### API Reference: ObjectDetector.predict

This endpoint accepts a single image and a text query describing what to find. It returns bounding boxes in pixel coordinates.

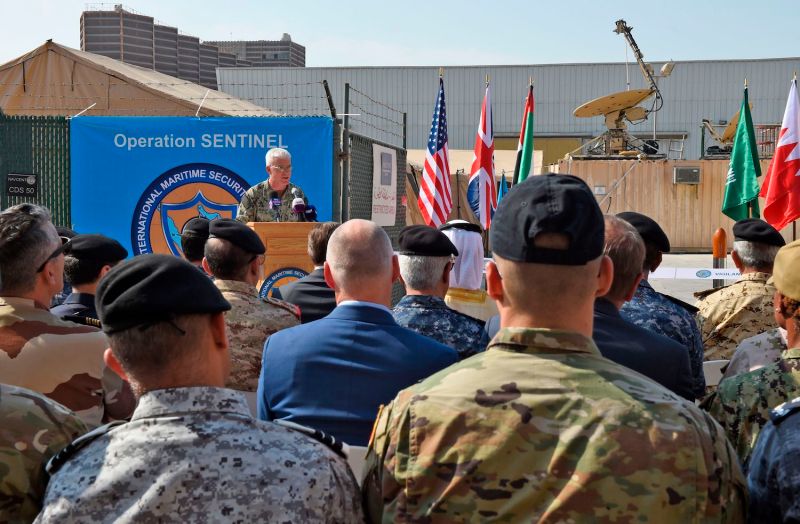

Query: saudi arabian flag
[722,86,761,220]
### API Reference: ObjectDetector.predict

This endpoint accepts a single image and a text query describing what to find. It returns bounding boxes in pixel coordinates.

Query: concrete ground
[650,254,737,305]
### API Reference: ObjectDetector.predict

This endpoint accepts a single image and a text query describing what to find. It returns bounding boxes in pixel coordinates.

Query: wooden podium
[248,222,316,297]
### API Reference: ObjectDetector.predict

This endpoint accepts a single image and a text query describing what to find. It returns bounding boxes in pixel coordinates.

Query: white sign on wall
[371,144,397,226]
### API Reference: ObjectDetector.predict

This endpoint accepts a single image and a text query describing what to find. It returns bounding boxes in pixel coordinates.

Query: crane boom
[614,19,662,114]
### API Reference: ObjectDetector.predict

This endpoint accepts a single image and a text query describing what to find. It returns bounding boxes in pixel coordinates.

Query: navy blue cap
[617,212,670,253]
[490,174,604,265]
[733,219,785,247]
[398,225,458,256]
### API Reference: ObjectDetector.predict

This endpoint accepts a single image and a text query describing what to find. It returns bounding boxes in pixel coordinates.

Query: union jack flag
[467,82,496,229]
[418,77,453,227]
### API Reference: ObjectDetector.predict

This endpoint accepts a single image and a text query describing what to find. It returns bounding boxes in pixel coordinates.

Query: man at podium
[236,148,308,223]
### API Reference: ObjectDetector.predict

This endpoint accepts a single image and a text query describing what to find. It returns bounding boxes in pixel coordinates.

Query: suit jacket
[272,269,336,324]
[593,298,695,401]
[257,302,458,445]
[50,293,98,320]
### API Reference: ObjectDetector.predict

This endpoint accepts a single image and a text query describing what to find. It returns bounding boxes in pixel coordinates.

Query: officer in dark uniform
[51,234,128,320]
[393,225,485,359]
[748,396,800,521]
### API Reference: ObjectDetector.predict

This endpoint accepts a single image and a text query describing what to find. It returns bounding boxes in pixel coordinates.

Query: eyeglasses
[269,164,292,172]
[37,236,70,273]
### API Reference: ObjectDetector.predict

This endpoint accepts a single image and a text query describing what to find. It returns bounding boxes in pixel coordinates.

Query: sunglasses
[37,236,71,273]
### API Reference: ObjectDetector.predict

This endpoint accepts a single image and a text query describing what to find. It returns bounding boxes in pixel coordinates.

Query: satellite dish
[702,103,754,146]
[573,89,654,118]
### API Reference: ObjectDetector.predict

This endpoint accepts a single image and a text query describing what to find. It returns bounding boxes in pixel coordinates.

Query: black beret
[64,234,128,263]
[490,174,604,265]
[208,219,265,254]
[56,226,77,239]
[181,217,210,238]
[398,225,458,257]
[733,218,785,247]
[96,254,230,334]
[439,220,481,234]
[616,211,670,253]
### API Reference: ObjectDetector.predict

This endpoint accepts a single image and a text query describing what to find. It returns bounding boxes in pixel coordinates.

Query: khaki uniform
[214,279,299,391]
[706,347,800,467]
[235,180,306,223]
[364,327,746,523]
[36,387,363,523]
[444,287,498,322]
[696,272,777,361]
[0,383,87,523]
[722,327,787,380]
[0,297,133,427]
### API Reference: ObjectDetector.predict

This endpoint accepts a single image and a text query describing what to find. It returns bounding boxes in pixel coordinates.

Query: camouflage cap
[773,239,800,301]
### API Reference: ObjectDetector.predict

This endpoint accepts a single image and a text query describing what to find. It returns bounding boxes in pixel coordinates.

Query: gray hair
[603,215,645,302]
[0,203,59,293]
[398,255,450,291]
[733,240,780,269]
[326,219,394,290]
[265,147,291,167]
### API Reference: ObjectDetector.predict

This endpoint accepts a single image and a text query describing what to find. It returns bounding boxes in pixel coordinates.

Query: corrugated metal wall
[218,58,800,160]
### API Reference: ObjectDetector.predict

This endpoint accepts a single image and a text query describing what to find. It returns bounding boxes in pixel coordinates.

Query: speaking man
[236,148,308,223]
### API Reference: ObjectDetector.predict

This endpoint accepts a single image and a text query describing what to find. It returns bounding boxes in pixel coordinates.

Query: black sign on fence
[6,173,38,198]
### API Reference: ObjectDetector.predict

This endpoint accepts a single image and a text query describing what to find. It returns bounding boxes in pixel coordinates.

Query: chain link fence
[0,114,71,226]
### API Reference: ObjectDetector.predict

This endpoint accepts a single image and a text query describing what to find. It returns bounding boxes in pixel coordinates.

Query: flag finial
[794,71,797,82]
[744,78,748,88]
[439,67,444,78]
[485,74,489,85]
[529,76,533,87]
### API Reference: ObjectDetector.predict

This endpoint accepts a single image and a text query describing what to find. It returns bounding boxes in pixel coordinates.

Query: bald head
[326,219,396,299]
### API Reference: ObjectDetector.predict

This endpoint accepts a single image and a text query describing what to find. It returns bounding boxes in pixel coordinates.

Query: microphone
[303,205,318,222]
[268,191,282,222]
[290,188,306,222]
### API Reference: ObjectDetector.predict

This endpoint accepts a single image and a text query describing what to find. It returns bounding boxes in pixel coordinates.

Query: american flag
[467,82,496,229]
[418,77,453,226]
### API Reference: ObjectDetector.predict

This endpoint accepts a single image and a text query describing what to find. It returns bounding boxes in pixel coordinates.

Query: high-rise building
[206,35,305,68]
[80,5,303,89]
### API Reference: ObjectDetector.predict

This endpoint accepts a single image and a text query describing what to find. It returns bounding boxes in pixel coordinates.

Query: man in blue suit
[257,219,458,446]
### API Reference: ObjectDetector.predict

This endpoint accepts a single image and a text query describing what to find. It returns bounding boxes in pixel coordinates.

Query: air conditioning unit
[673,167,700,185]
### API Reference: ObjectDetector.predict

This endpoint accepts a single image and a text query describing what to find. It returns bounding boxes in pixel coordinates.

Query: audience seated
[257,219,457,445]
[363,174,745,522]
[36,254,363,522]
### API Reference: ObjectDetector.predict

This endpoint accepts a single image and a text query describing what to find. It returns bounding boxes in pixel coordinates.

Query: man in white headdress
[439,220,498,322]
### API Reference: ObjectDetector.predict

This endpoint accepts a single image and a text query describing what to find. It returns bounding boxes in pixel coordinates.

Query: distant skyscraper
[80,6,304,90]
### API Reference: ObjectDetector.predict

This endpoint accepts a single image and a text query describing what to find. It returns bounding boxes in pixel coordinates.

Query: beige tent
[0,41,278,117]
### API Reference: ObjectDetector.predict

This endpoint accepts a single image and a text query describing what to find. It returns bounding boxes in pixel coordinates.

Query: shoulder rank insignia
[770,397,800,425]
[45,420,126,478]
[61,315,102,328]
[262,296,301,319]
[274,419,348,459]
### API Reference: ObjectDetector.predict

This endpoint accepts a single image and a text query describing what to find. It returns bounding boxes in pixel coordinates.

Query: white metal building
[218,57,800,162]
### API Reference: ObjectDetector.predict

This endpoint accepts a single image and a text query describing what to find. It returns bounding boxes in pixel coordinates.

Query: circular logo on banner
[131,163,249,256]
[259,267,308,298]
[696,269,712,279]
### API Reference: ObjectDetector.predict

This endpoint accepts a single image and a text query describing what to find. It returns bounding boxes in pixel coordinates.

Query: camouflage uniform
[0,297,133,428]
[0,383,87,523]
[747,396,800,522]
[392,295,485,359]
[236,180,307,223]
[722,327,786,380]
[214,279,300,391]
[364,327,746,523]
[621,279,706,397]
[695,272,776,361]
[36,387,364,523]
[706,347,800,467]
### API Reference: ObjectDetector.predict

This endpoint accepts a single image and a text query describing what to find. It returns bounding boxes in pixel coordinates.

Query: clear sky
[2,0,798,67]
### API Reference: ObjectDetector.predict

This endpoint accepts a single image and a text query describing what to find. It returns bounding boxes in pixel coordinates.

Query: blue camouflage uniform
[393,295,485,359]
[747,396,800,522]
[620,279,706,397]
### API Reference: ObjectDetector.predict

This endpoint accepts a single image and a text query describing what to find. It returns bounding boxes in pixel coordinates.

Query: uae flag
[513,84,535,184]
[760,78,800,230]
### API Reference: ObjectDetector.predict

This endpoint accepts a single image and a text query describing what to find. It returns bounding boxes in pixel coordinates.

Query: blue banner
[70,116,333,256]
